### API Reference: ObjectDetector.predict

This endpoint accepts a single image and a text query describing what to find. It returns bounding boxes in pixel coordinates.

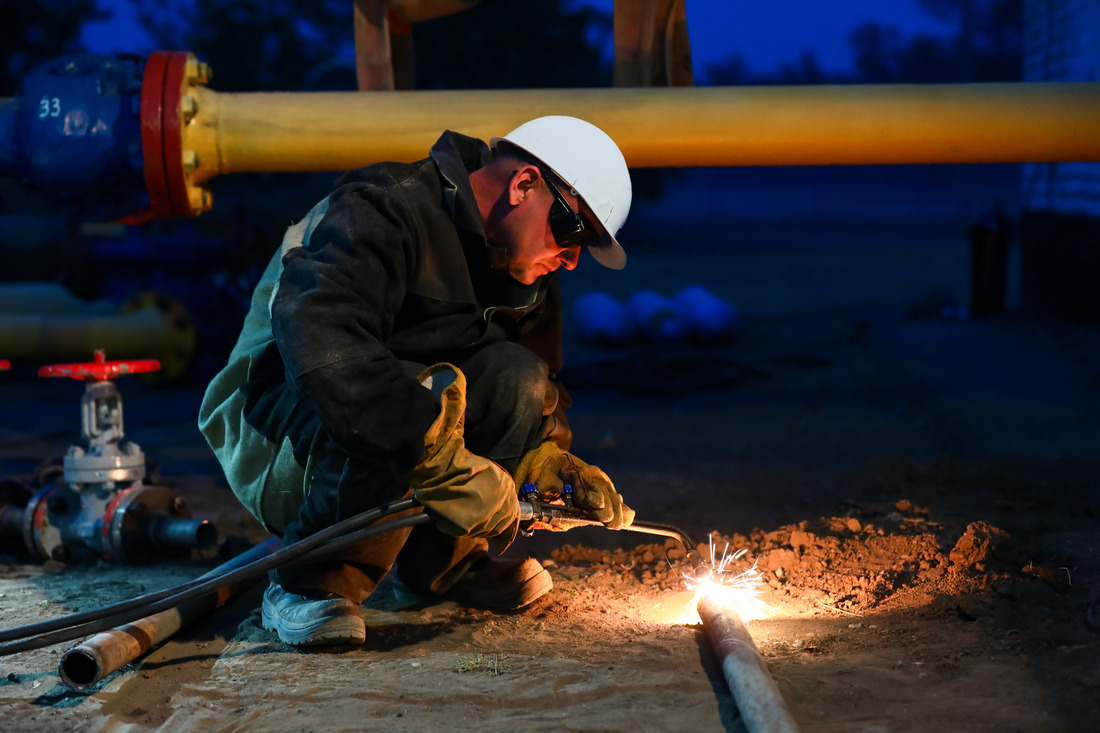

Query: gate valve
[37,350,159,485]
[8,349,217,564]
[37,350,160,382]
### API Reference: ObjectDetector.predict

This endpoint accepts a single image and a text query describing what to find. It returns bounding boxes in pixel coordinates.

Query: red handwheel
[38,350,160,382]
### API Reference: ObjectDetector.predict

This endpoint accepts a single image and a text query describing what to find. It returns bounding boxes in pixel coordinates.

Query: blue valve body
[4,54,147,219]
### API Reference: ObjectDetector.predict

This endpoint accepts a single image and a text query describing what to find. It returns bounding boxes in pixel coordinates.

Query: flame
[637,538,771,625]
[677,540,770,624]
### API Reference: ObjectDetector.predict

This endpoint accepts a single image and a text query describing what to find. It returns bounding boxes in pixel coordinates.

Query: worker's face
[490,166,591,286]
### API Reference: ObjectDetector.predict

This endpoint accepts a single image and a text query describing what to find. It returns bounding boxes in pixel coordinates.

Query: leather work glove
[515,442,635,530]
[407,364,520,552]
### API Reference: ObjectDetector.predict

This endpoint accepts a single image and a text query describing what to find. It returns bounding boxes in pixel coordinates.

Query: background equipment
[0,350,217,564]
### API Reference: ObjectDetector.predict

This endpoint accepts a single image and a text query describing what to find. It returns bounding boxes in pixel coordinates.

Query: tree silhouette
[135,0,611,92]
[136,0,350,91]
[851,0,1021,83]
[412,0,611,89]
[0,0,106,95]
[705,0,1021,86]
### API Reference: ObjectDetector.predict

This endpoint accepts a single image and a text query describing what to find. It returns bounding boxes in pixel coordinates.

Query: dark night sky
[576,0,955,79]
[82,0,957,83]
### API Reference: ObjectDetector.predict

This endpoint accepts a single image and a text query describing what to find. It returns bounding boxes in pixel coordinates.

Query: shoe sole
[510,567,554,609]
[261,607,366,647]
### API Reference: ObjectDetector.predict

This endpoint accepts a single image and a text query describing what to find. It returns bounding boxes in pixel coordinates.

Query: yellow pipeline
[183,83,1100,185]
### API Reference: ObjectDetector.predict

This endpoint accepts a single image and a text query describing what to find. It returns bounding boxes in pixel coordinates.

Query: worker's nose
[560,246,580,270]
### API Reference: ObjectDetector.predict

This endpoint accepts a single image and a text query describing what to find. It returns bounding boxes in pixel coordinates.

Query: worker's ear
[508,164,542,206]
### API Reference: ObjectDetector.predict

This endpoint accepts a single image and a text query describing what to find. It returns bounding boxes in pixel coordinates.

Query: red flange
[162,51,193,217]
[38,350,160,382]
[24,484,63,561]
[140,51,197,218]
[140,51,173,217]
[100,484,142,563]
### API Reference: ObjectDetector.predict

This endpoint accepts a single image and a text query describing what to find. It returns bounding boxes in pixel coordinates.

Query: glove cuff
[418,363,467,463]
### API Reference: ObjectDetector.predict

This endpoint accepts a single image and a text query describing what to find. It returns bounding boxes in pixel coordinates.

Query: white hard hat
[491,115,631,270]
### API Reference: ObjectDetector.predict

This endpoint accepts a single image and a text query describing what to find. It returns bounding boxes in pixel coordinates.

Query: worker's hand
[408,364,519,552]
[515,443,635,530]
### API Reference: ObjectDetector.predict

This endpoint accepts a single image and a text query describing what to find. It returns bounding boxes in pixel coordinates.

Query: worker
[198,115,636,647]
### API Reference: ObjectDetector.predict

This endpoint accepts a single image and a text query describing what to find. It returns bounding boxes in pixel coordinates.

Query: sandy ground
[0,236,1098,732]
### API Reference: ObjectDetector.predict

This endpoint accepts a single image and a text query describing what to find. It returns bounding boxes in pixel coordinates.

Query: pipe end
[58,647,102,691]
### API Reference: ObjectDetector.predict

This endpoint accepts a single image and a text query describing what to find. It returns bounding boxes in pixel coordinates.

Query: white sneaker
[261,582,365,646]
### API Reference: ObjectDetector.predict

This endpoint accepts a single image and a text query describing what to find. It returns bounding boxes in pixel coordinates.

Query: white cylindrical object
[698,594,800,733]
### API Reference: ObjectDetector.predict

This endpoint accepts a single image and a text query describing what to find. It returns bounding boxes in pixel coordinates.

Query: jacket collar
[429,131,490,237]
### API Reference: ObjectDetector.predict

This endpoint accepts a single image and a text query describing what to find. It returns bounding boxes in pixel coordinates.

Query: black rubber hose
[0,498,426,654]
[0,511,430,655]
[0,496,418,644]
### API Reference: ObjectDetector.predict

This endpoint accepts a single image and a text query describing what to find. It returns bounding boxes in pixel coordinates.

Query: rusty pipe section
[59,537,280,691]
[182,82,1100,185]
[698,595,800,732]
[698,594,800,733]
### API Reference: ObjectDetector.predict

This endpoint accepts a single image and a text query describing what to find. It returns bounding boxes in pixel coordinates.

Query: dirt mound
[549,498,1072,623]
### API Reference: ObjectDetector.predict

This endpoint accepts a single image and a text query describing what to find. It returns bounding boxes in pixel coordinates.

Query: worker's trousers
[272,341,553,603]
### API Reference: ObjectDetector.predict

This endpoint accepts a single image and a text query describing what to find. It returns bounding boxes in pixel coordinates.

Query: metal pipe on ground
[148,515,220,552]
[698,594,800,733]
[58,537,280,691]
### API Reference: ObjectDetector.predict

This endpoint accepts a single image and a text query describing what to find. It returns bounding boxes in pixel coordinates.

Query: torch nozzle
[687,550,710,580]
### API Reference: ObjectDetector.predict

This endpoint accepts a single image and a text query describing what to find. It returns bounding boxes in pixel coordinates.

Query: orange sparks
[684,540,770,623]
[641,538,770,626]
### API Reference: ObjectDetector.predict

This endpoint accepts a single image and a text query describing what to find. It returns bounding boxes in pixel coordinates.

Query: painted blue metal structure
[0,55,146,220]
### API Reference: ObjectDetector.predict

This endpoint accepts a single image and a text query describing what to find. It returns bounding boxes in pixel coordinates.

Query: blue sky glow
[82,0,956,83]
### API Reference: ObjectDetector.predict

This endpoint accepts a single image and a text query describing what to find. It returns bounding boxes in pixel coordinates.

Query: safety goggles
[542,173,598,248]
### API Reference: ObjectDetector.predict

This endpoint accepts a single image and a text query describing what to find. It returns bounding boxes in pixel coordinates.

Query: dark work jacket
[198,131,569,531]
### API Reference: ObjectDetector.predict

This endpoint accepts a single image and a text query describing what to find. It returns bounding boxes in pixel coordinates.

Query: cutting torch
[518,486,709,578]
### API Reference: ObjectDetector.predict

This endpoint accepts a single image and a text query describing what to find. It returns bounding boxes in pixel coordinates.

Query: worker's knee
[461,341,549,411]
